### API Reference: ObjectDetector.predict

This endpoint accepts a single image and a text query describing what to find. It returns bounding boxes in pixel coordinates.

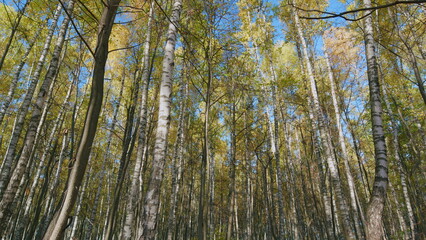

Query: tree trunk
[226,101,237,240]
[292,4,355,239]
[88,74,125,240]
[198,53,212,240]
[243,99,253,240]
[0,0,31,71]
[42,1,121,238]
[167,77,187,240]
[139,0,182,238]
[0,1,73,233]
[69,164,92,240]
[270,67,287,240]
[0,22,43,126]
[0,2,62,198]
[122,3,155,238]
[325,52,365,238]
[104,83,138,240]
[16,69,74,239]
[381,85,416,239]
[362,1,389,240]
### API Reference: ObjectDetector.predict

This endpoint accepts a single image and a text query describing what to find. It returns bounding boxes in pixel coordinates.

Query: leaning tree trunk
[69,164,92,240]
[226,101,237,240]
[87,74,125,240]
[0,3,62,198]
[139,0,182,239]
[0,22,44,126]
[270,63,287,240]
[381,85,416,239]
[167,78,187,240]
[104,84,138,240]
[0,1,73,234]
[122,2,155,239]
[362,1,389,240]
[292,4,355,239]
[0,0,31,71]
[325,52,365,238]
[42,1,121,239]
[16,69,74,240]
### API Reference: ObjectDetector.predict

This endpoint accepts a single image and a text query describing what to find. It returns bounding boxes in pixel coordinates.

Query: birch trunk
[43,1,121,239]
[198,56,211,240]
[381,85,416,239]
[362,1,389,239]
[139,0,182,238]
[325,52,365,238]
[38,127,70,238]
[0,23,43,126]
[292,4,355,239]
[167,78,187,240]
[0,1,73,233]
[104,90,138,240]
[226,102,237,240]
[298,48,335,239]
[0,3,62,198]
[16,70,74,239]
[87,75,125,240]
[271,70,287,240]
[243,101,253,240]
[122,3,155,238]
[0,0,31,71]
[69,164,92,240]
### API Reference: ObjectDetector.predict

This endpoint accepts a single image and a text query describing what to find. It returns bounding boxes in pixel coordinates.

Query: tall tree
[362,1,389,239]
[139,0,182,238]
[43,1,122,238]
[0,1,74,233]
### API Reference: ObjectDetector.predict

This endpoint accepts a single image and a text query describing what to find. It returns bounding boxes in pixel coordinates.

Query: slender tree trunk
[0,3,62,198]
[271,76,286,240]
[16,69,74,239]
[167,78,187,240]
[37,127,70,238]
[0,0,31,71]
[362,1,389,240]
[226,102,237,240]
[69,164,92,240]
[122,3,155,238]
[198,54,212,240]
[43,1,121,238]
[407,48,426,105]
[139,0,182,238]
[87,74,125,240]
[293,4,355,238]
[0,22,44,126]
[299,49,336,239]
[381,85,416,239]
[243,100,253,240]
[325,52,365,238]
[104,84,138,240]
[0,1,73,233]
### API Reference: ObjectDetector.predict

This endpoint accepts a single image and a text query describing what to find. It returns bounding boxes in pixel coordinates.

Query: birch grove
[0,0,425,239]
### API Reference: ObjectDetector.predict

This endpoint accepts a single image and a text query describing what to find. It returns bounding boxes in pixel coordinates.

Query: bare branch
[291,0,426,21]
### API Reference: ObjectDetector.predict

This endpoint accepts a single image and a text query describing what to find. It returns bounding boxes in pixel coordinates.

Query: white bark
[0,1,73,233]
[293,4,355,239]
[0,3,62,198]
[0,23,43,126]
[122,3,155,239]
[325,52,364,237]
[363,1,389,239]
[167,79,187,240]
[139,0,182,239]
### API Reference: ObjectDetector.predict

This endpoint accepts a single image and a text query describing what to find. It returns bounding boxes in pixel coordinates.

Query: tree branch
[292,0,426,21]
